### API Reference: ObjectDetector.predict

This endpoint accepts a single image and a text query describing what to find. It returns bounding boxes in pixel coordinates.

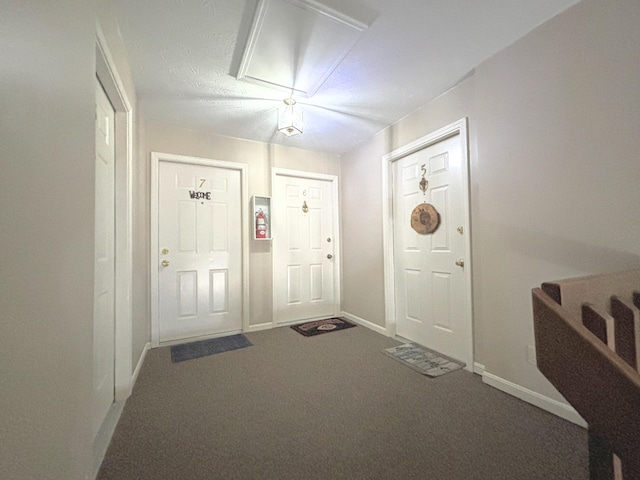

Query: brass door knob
[455,258,464,268]
[161,260,170,267]
[327,254,333,260]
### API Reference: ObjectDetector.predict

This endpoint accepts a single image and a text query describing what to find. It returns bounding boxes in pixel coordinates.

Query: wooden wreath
[410,203,440,234]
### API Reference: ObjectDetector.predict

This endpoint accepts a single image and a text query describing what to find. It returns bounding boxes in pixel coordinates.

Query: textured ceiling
[111,0,580,155]
[237,0,370,97]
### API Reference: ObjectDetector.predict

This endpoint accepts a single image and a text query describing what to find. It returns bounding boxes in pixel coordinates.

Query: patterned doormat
[291,317,357,337]
[170,334,252,363]
[383,343,465,377]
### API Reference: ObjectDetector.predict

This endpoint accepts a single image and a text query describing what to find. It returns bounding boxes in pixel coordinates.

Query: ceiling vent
[237,0,369,97]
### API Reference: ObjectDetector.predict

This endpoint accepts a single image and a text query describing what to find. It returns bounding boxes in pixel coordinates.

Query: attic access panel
[237,0,368,97]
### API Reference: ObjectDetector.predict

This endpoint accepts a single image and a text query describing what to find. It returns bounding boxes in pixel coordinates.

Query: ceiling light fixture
[278,98,302,136]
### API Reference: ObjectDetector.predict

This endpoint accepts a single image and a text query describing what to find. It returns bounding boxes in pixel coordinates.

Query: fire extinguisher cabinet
[251,195,271,240]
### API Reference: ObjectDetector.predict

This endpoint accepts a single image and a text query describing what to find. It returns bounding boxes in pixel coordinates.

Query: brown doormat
[291,317,357,337]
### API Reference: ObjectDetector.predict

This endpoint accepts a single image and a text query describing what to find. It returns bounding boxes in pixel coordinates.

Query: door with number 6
[272,170,340,325]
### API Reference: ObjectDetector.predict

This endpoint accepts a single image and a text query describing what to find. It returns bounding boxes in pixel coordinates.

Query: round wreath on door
[410,164,440,234]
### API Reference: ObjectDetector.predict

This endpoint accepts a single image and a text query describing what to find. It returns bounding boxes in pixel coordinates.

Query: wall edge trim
[340,311,388,336]
[482,370,587,427]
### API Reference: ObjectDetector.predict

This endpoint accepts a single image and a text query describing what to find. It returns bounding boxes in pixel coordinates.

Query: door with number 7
[157,160,242,343]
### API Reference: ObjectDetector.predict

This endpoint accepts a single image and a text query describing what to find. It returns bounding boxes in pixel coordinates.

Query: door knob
[455,258,464,268]
[327,254,333,260]
[161,260,170,267]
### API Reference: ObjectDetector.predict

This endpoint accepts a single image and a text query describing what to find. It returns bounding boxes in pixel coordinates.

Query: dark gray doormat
[171,334,252,363]
[291,317,356,337]
[383,343,465,377]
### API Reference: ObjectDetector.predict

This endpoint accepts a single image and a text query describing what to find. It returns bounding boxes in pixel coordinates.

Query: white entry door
[273,171,337,324]
[392,132,470,364]
[157,160,242,343]
[93,80,115,436]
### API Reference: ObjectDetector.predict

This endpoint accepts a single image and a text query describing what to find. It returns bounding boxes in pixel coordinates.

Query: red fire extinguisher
[256,209,267,238]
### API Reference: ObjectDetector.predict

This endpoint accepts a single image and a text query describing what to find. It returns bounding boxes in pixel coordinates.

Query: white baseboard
[340,311,388,336]
[245,314,388,335]
[131,342,151,388]
[337,316,582,428]
[91,400,125,479]
[92,341,150,478]
[482,370,587,428]
[246,322,275,332]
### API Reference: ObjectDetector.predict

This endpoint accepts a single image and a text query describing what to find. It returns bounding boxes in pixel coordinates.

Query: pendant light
[277,98,303,136]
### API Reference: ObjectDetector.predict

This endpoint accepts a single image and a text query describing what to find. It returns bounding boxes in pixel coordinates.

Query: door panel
[177,271,197,317]
[273,174,335,324]
[158,161,241,343]
[93,80,115,437]
[430,186,450,250]
[393,134,468,362]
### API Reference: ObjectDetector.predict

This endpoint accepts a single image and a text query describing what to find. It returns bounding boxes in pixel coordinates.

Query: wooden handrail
[532,275,640,479]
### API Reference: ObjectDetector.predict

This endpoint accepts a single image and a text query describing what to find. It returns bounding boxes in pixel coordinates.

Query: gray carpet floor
[98,325,588,479]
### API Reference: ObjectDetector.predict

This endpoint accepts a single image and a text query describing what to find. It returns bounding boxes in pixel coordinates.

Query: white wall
[340,133,388,326]
[0,2,98,478]
[3,0,639,476]
[0,2,145,477]
[473,0,640,401]
[341,0,640,410]
[144,121,341,328]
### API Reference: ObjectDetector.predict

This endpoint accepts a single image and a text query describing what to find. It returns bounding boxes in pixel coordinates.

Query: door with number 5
[385,119,473,370]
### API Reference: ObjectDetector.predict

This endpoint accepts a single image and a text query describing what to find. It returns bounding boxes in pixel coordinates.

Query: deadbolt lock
[162,248,170,255]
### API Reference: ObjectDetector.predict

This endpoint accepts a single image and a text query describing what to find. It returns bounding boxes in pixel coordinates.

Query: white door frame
[96,26,133,401]
[150,152,250,347]
[271,168,341,327]
[381,118,473,368]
